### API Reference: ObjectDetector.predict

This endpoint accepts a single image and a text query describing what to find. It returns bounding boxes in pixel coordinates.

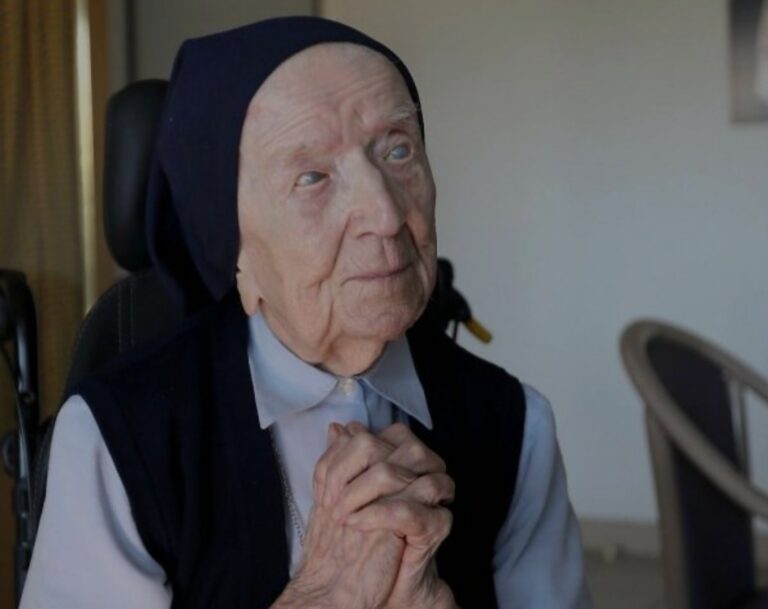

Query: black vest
[75,293,526,608]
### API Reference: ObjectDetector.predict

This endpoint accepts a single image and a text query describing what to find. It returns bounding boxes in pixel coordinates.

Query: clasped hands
[274,421,458,609]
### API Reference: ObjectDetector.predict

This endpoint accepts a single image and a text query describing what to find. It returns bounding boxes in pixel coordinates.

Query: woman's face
[236,43,436,368]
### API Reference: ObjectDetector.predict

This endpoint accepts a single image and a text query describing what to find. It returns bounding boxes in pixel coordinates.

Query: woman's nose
[348,155,406,238]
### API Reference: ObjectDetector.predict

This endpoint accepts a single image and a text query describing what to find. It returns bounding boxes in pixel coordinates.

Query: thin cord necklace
[269,429,306,547]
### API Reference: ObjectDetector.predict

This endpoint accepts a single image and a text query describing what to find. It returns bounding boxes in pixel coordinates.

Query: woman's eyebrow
[274,143,313,166]
[266,102,421,167]
[270,136,335,168]
[379,102,420,129]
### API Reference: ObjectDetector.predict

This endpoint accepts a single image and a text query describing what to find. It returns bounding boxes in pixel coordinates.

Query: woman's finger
[333,461,418,521]
[321,428,396,507]
[345,499,453,549]
[313,423,352,501]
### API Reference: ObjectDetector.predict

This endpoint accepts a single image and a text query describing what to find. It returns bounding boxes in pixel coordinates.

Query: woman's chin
[344,299,426,342]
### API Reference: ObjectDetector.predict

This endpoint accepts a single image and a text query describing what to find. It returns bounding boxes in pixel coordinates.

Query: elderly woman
[21,17,591,609]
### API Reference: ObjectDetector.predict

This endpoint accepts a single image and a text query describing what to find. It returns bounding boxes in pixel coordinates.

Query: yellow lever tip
[464,318,492,343]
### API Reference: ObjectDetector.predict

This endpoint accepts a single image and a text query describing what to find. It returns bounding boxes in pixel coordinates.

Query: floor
[584,551,664,609]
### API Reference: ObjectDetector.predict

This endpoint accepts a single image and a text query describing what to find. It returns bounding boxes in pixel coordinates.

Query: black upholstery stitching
[63,271,155,392]
[64,282,123,392]
[130,278,136,347]
[118,283,124,353]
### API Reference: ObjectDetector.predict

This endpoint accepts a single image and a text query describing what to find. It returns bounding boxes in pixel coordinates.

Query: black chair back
[30,79,184,539]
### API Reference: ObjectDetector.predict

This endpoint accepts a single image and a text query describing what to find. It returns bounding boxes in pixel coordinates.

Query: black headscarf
[145,16,424,311]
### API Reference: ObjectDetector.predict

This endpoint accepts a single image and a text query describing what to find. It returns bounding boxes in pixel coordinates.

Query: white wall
[118,0,315,81]
[322,0,768,523]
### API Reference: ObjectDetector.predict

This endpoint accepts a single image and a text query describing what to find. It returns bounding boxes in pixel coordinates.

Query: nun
[21,17,592,609]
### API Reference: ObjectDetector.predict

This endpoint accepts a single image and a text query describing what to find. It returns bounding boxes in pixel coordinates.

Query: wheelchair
[1,79,490,607]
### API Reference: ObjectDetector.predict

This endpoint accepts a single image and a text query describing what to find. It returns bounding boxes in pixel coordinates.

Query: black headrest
[104,80,168,271]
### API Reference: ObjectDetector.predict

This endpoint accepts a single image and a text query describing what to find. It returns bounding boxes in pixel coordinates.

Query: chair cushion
[31,271,184,539]
[737,588,768,609]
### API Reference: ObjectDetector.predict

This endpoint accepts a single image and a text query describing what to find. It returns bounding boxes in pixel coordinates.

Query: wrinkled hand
[274,424,404,609]
[318,422,458,609]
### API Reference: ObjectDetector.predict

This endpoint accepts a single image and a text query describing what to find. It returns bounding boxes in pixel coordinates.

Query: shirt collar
[247,312,432,430]
[361,335,432,429]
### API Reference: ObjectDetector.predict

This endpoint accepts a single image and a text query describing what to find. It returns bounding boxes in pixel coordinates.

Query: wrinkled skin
[236,42,437,377]
[235,43,456,609]
[273,422,456,609]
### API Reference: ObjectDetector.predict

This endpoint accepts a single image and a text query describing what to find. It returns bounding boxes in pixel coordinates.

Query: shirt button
[339,378,356,395]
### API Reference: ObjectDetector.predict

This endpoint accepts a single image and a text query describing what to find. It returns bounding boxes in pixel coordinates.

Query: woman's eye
[295,171,328,188]
[385,143,412,162]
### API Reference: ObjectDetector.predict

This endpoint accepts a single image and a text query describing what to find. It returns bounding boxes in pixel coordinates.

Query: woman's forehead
[241,43,415,151]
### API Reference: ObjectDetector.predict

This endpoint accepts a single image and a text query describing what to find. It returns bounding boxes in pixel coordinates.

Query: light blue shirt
[21,313,592,608]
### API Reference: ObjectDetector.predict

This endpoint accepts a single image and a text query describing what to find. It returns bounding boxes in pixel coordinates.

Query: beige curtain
[1,1,83,416]
[0,2,89,603]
